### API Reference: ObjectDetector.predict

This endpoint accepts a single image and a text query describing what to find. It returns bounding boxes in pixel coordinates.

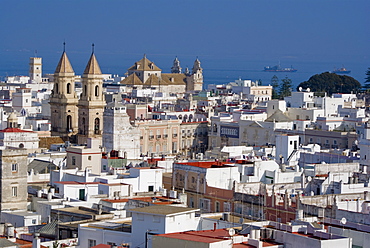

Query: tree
[364,67,370,90]
[279,76,292,99]
[297,72,361,95]
[270,75,279,99]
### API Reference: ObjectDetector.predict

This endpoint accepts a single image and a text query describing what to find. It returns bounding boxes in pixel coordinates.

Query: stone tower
[29,57,42,84]
[0,148,28,211]
[186,58,203,92]
[171,57,182,74]
[49,50,79,141]
[77,49,105,145]
[103,99,140,159]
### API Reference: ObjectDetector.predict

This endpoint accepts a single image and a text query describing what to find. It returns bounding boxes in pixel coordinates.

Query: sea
[0,53,368,91]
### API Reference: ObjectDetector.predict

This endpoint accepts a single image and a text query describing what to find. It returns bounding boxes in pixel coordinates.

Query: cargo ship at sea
[331,66,351,74]
[263,64,297,72]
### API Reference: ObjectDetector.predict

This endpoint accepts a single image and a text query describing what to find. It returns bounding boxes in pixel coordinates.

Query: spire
[171,56,182,74]
[83,47,102,75]
[192,57,202,73]
[55,51,74,74]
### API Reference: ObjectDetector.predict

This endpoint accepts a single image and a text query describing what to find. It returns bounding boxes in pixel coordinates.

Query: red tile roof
[176,161,230,168]
[0,128,34,133]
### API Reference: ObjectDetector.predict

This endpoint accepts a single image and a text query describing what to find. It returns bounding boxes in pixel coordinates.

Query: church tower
[77,47,105,144]
[49,46,79,140]
[186,58,203,92]
[29,57,42,83]
[171,57,182,73]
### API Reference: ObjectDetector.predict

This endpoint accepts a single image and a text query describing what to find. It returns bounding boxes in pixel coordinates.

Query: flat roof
[2,211,40,217]
[129,205,198,216]
[157,229,231,243]
[54,181,99,185]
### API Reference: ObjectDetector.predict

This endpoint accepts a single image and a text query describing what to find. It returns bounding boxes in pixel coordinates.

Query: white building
[66,138,102,175]
[130,205,200,248]
[102,101,140,160]
[359,121,370,173]
[0,112,39,150]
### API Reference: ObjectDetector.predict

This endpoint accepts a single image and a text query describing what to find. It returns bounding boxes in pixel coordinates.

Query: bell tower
[186,58,203,92]
[49,43,79,140]
[29,57,42,83]
[171,56,182,74]
[77,45,105,144]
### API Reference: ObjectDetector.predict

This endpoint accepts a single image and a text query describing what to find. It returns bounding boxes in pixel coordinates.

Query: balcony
[156,135,161,139]
[163,134,168,139]
[173,134,178,138]
[149,135,154,140]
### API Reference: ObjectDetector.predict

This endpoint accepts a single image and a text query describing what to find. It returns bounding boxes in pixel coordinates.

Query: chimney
[364,191,369,201]
[98,204,102,215]
[32,233,40,248]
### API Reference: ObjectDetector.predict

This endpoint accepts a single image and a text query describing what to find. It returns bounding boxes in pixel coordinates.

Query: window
[67,115,72,132]
[72,156,76,165]
[95,85,99,97]
[12,187,17,197]
[137,214,144,221]
[67,83,71,94]
[215,201,220,212]
[12,163,17,172]
[153,216,160,223]
[148,185,154,192]
[94,118,100,134]
[224,202,231,212]
[88,239,96,248]
[88,156,92,160]
[32,219,36,224]
[199,198,210,212]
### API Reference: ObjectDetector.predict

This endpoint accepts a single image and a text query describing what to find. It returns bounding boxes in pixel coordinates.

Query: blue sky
[1,0,369,79]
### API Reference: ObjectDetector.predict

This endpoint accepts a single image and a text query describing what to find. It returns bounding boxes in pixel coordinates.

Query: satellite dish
[307,176,312,182]
[299,87,303,92]
[340,217,347,225]
[307,88,310,92]
[228,228,236,236]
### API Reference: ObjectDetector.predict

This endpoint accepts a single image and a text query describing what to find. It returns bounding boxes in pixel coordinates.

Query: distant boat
[263,64,297,72]
[331,66,351,74]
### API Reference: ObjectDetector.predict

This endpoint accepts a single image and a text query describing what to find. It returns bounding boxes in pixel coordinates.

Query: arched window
[82,117,86,134]
[55,83,59,93]
[84,85,87,96]
[94,118,100,134]
[67,83,71,94]
[67,115,72,132]
[95,85,99,97]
